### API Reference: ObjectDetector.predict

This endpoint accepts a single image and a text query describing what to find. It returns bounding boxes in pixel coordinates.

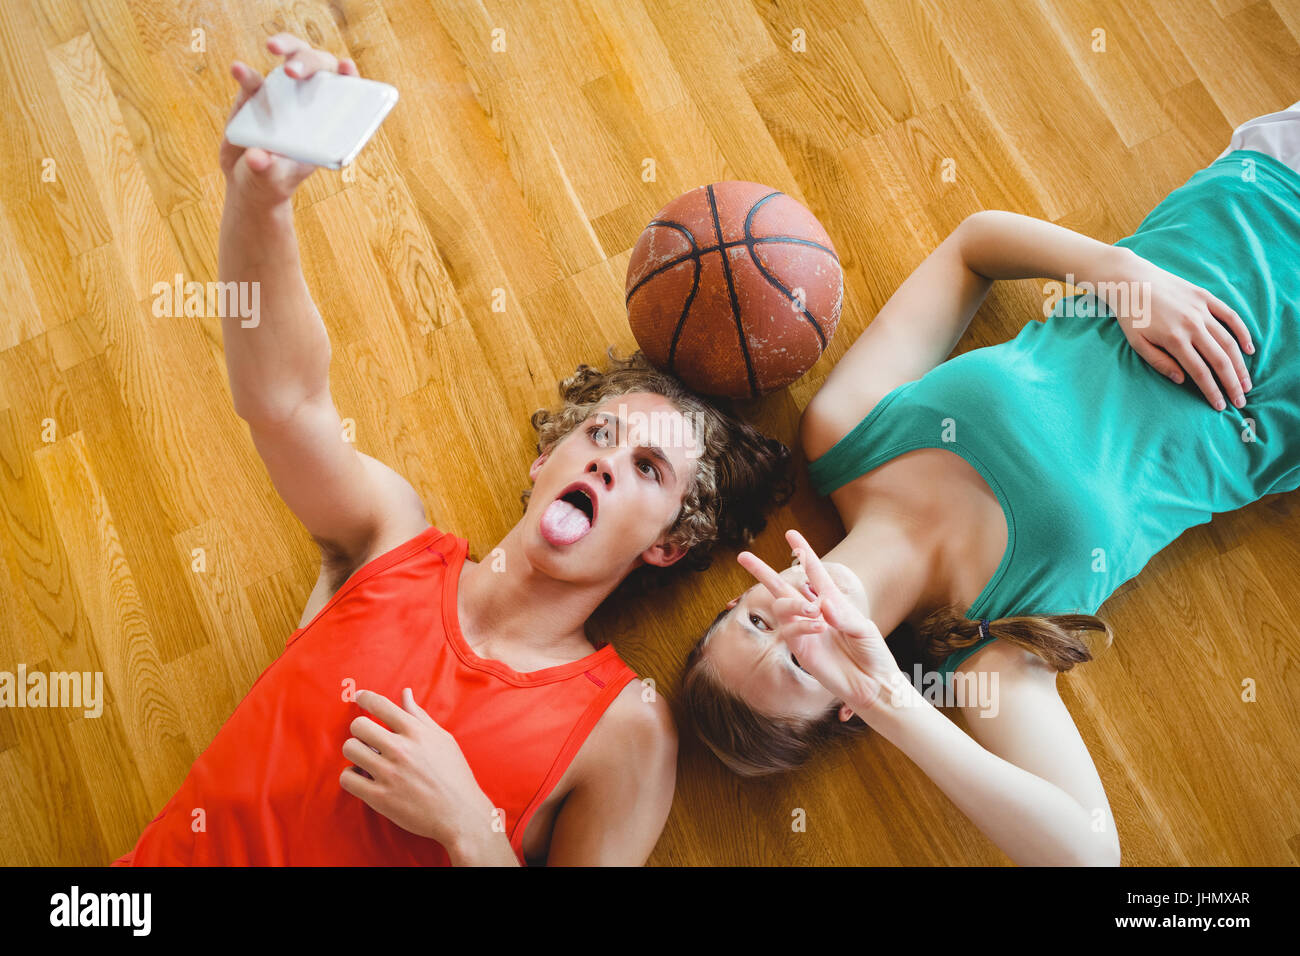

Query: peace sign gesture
[738,530,904,716]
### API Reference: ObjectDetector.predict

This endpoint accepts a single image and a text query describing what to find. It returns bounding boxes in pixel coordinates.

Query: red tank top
[111,526,638,865]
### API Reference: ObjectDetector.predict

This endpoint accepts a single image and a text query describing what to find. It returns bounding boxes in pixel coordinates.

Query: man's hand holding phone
[220,33,360,207]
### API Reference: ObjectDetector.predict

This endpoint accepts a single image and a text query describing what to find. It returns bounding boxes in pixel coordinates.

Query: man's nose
[587,456,614,489]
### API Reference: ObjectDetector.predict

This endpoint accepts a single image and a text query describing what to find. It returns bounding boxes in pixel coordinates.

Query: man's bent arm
[543,685,678,865]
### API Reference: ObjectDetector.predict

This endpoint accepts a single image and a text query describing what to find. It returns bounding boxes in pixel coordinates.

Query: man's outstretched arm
[219,34,426,568]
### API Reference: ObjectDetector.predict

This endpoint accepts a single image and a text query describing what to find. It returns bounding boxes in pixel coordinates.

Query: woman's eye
[749,613,769,631]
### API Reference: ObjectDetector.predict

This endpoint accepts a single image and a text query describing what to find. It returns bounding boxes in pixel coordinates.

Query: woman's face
[702,559,867,721]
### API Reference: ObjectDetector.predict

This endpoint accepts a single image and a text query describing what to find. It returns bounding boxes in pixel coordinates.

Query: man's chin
[530,533,648,595]
[524,523,599,573]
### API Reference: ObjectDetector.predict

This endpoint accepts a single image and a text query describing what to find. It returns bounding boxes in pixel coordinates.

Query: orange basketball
[625,181,843,399]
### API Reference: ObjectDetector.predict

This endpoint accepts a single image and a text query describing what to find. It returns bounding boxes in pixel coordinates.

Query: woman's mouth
[540,484,597,546]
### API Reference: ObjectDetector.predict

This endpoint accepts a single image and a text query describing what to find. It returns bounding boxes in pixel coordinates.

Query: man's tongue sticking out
[540,496,593,546]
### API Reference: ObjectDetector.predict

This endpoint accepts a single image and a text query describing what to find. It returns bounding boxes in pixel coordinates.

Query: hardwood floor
[1,0,1297,865]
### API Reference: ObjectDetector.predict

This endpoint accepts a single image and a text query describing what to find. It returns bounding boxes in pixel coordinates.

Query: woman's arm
[773,531,1118,866]
[804,210,1108,461]
[959,211,1252,410]
[803,210,1253,461]
[802,218,991,460]
[862,643,1121,866]
[955,209,1131,285]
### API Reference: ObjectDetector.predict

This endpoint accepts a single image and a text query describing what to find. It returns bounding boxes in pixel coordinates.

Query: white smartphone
[224,64,398,169]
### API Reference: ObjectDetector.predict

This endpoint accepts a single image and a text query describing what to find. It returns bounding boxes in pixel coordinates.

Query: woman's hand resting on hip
[1107,249,1255,411]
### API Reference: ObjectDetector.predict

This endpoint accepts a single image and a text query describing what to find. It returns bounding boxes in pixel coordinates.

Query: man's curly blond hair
[522,347,794,601]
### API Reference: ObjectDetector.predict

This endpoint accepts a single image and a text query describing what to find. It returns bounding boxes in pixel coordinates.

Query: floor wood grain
[1,0,1297,865]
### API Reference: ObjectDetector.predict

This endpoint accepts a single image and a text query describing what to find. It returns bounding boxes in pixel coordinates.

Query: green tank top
[806,150,1300,679]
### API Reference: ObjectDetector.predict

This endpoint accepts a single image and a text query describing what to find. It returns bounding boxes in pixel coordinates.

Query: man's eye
[639,460,660,481]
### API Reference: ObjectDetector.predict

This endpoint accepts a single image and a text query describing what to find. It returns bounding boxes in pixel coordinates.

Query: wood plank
[1,0,1296,866]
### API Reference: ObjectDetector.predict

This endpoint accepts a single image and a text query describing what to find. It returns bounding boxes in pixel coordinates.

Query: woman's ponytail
[916,605,1113,672]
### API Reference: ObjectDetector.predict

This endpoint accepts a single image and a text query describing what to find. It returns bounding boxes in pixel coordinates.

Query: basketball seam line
[624,234,840,306]
[744,192,827,350]
[655,221,703,373]
[706,183,760,399]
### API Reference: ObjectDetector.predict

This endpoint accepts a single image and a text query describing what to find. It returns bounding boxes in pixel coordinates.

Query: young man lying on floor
[112,33,793,866]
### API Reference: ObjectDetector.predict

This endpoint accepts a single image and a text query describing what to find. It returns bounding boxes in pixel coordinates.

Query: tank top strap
[808,380,984,498]
[507,653,639,857]
[581,648,640,692]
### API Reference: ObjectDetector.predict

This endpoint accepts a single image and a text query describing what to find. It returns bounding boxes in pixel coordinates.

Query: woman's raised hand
[738,530,906,715]
[220,33,361,206]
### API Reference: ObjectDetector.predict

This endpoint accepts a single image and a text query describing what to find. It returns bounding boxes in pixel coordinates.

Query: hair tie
[978,618,991,641]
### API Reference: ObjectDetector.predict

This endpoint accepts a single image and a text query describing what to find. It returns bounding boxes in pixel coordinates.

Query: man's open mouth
[539,482,598,546]
[561,486,596,522]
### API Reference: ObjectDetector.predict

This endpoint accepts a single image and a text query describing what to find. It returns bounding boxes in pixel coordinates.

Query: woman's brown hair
[523,346,796,602]
[680,602,1113,777]
[917,605,1112,673]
